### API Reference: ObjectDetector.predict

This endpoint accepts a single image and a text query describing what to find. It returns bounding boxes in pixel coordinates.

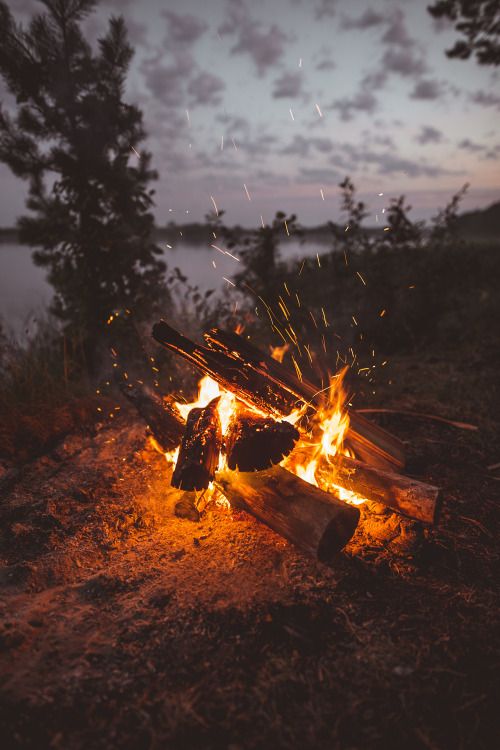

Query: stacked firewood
[121,322,442,562]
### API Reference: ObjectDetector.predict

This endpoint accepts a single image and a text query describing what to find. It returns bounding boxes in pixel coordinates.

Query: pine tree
[0,0,168,366]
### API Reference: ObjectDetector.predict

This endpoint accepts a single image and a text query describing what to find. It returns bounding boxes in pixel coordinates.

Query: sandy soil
[0,402,498,750]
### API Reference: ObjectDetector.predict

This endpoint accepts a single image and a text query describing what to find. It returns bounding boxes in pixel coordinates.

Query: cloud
[340,9,385,30]
[410,79,443,100]
[272,72,303,99]
[381,48,427,78]
[381,8,413,47]
[327,143,463,178]
[218,6,290,75]
[187,73,225,106]
[280,135,334,157]
[315,58,336,71]
[470,90,500,109]
[457,138,486,153]
[415,126,444,145]
[314,0,339,20]
[139,50,196,105]
[484,145,500,160]
[297,167,341,185]
[161,10,208,45]
[331,91,378,121]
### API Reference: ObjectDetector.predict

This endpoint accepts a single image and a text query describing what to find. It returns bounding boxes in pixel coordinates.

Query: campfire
[121,321,441,562]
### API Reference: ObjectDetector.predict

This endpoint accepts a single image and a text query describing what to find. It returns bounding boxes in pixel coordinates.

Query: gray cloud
[161,10,208,45]
[415,126,444,145]
[381,8,413,47]
[327,143,463,179]
[272,71,303,99]
[331,91,378,121]
[140,50,196,105]
[280,135,334,157]
[315,58,336,71]
[296,167,341,185]
[410,79,443,100]
[314,0,339,20]
[381,48,427,78]
[187,73,225,106]
[484,145,500,160]
[218,6,290,75]
[470,90,500,109]
[340,9,385,31]
[458,138,486,153]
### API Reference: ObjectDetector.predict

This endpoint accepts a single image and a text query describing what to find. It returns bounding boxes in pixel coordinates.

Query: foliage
[0,0,169,370]
[0,315,100,461]
[329,176,371,254]
[428,0,500,65]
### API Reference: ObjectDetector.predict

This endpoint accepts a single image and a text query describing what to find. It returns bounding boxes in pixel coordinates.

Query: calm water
[0,238,325,335]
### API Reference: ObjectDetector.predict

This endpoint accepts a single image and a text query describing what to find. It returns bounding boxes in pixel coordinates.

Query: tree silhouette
[0,0,168,367]
[428,0,500,65]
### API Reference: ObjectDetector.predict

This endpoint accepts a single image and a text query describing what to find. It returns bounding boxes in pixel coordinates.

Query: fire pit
[121,321,441,562]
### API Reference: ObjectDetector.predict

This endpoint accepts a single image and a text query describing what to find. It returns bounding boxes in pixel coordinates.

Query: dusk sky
[0,0,499,228]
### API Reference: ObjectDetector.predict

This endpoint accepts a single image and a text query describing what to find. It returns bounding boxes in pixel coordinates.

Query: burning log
[214,465,360,561]
[119,382,184,452]
[204,328,406,472]
[225,411,300,472]
[287,442,441,524]
[171,397,222,491]
[152,321,405,472]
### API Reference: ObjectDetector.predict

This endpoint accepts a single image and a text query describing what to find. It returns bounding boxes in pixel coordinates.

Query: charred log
[171,397,222,491]
[119,382,184,452]
[214,465,360,561]
[225,411,300,472]
[204,328,406,472]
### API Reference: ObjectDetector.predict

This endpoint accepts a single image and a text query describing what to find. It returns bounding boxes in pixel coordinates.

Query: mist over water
[1,237,326,336]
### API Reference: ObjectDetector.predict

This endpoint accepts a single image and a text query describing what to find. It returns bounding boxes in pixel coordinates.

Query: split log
[287,442,441,524]
[225,411,300,471]
[316,454,441,524]
[214,465,360,561]
[119,382,184,452]
[151,321,405,472]
[204,328,406,471]
[171,397,222,491]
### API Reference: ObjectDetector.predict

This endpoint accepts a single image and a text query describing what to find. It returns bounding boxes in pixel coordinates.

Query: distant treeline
[2,201,499,245]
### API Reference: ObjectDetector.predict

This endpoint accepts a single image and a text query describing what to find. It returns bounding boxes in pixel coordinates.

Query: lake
[0,237,329,336]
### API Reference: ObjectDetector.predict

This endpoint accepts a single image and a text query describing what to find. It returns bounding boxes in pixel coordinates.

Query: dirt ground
[0,375,499,749]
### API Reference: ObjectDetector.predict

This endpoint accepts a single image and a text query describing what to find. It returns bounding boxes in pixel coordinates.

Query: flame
[160,367,367,508]
[270,343,290,363]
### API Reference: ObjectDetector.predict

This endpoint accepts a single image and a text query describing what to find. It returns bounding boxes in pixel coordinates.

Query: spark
[344,250,348,266]
[284,282,290,296]
[299,58,302,67]
[317,253,321,267]
[243,184,251,201]
[260,215,265,228]
[212,244,224,254]
[382,208,385,214]
[320,188,324,201]
[316,104,323,117]
[304,344,313,366]
[299,259,306,275]
[232,137,237,150]
[210,196,219,216]
[295,293,301,308]
[357,272,366,285]
[166,244,172,249]
[321,307,329,327]
[321,335,327,354]
[131,146,140,158]
[380,309,386,316]
[278,301,289,320]
[375,215,379,222]
[291,356,303,381]
[345,226,349,232]
[212,261,216,268]
[309,311,318,328]
[223,277,235,286]
[384,227,389,231]
[352,316,357,325]
[379,193,384,196]
[186,109,190,127]
[409,285,414,289]
[289,108,295,121]
[284,219,289,236]
[221,136,224,151]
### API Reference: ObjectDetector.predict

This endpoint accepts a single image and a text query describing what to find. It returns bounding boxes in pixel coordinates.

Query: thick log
[119,382,184,452]
[205,328,406,471]
[171,397,222,491]
[214,465,360,561]
[287,443,441,524]
[225,411,300,471]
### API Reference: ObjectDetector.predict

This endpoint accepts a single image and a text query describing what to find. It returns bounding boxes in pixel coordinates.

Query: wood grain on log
[214,465,360,561]
[225,411,300,471]
[171,397,222,491]
[119,382,184,452]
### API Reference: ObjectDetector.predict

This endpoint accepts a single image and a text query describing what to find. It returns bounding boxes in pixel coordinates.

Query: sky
[0,0,499,229]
